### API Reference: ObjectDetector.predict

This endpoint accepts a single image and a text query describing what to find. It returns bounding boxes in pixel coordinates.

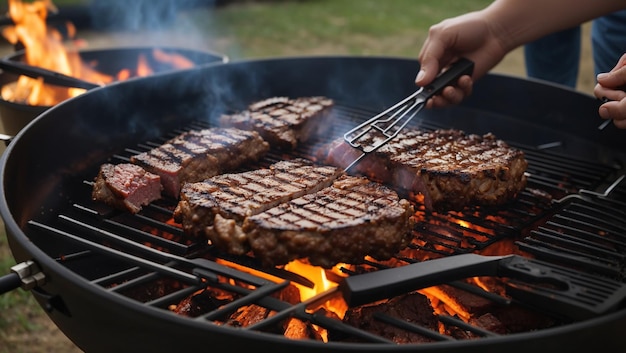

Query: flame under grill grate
[26,103,626,344]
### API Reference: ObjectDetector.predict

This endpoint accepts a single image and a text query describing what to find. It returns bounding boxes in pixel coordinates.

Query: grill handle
[0,272,20,294]
[0,261,46,294]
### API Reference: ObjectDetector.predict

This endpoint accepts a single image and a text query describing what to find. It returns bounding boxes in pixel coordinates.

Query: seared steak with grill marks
[244,175,413,268]
[321,128,527,211]
[173,158,413,268]
[173,159,344,255]
[130,127,269,198]
[92,163,162,213]
[219,96,334,149]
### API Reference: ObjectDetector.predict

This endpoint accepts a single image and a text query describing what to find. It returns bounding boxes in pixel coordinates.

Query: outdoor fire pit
[0,46,227,136]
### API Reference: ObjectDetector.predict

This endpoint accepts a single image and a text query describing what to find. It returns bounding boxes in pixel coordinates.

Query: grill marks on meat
[323,128,528,211]
[173,159,344,255]
[220,96,334,149]
[91,163,162,214]
[130,128,269,198]
[173,158,413,268]
[244,175,414,268]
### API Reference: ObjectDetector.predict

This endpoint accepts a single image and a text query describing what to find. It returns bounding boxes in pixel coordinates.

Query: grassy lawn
[192,0,493,59]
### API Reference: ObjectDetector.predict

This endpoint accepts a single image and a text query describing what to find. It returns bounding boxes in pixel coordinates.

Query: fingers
[596,54,626,89]
[424,74,473,109]
[599,98,626,129]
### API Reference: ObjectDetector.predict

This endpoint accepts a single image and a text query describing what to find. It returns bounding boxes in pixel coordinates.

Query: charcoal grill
[1,56,626,353]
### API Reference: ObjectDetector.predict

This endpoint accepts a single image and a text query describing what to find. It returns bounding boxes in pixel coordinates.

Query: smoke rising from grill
[88,0,217,32]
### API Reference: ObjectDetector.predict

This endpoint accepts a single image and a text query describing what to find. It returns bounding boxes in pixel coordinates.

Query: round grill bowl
[1,56,625,353]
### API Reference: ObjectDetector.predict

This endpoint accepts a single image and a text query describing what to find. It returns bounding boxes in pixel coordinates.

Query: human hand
[415,11,509,108]
[595,53,626,129]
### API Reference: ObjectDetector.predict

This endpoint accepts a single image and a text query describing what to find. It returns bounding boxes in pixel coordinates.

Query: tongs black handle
[418,57,474,101]
[340,254,510,307]
[339,253,620,311]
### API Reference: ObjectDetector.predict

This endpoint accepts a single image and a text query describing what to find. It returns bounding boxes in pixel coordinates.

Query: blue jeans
[524,10,626,88]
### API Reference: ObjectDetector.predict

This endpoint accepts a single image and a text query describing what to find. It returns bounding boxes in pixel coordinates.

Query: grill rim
[2,55,626,353]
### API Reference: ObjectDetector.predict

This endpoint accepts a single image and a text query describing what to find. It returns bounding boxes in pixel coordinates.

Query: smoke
[88,0,218,32]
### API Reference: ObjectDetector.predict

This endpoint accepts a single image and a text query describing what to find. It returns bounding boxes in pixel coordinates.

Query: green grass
[0,228,42,350]
[188,0,492,59]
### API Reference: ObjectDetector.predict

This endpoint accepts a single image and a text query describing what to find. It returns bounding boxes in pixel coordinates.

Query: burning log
[424,284,557,338]
[336,292,439,344]
[113,278,183,303]
[225,283,326,340]
[226,304,271,327]
[226,283,300,327]
[171,288,233,317]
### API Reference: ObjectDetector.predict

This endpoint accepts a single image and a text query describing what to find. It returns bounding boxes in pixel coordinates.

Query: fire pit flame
[0,0,196,106]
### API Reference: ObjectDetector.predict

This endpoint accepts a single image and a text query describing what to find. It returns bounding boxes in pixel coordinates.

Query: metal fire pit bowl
[0,46,228,136]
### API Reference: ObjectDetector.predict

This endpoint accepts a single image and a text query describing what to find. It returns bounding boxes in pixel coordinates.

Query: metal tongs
[343,58,474,171]
[339,254,626,320]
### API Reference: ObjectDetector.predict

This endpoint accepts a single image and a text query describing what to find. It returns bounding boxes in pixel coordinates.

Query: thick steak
[322,128,528,211]
[173,159,344,255]
[130,127,269,198]
[244,175,414,268]
[219,96,334,149]
[92,163,162,214]
[173,159,413,268]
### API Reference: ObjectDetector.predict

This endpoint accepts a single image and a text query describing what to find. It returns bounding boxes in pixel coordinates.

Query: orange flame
[0,0,196,106]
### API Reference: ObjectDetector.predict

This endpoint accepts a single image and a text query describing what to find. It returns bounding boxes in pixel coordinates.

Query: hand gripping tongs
[342,58,474,172]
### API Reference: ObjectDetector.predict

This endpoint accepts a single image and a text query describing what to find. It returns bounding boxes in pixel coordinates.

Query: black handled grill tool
[342,58,474,172]
[339,254,626,321]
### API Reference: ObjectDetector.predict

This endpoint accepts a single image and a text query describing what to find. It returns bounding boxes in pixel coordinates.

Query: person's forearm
[484,0,626,52]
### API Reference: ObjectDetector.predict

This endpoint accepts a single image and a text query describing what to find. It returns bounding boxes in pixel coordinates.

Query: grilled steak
[321,128,528,211]
[173,158,344,255]
[92,163,162,213]
[219,96,334,149]
[244,175,414,268]
[130,127,269,198]
[173,158,413,268]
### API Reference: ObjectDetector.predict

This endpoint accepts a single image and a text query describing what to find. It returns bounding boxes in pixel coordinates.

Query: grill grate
[25,103,626,344]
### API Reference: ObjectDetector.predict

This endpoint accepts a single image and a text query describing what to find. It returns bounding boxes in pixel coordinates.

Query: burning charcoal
[227,304,271,327]
[337,292,439,344]
[283,317,324,341]
[422,284,494,320]
[226,283,302,330]
[115,278,182,303]
[92,163,162,214]
[425,284,557,336]
[171,288,234,317]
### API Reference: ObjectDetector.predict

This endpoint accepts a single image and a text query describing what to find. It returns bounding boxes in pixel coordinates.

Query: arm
[417,0,626,107]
